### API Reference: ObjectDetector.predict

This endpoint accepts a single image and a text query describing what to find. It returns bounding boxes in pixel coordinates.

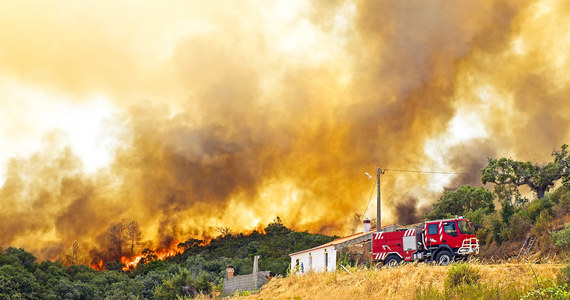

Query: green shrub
[527,197,554,223]
[532,210,552,236]
[154,268,201,300]
[445,263,480,288]
[501,199,516,224]
[490,215,506,244]
[505,213,531,240]
[552,225,570,250]
[521,283,570,300]
[464,207,490,227]
[558,265,570,286]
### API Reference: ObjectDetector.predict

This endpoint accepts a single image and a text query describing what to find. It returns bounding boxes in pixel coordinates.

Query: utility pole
[376,167,384,232]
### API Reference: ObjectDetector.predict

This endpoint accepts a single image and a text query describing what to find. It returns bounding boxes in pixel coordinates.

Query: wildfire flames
[90,259,104,271]
[89,240,184,271]
[120,256,143,272]
[121,240,183,271]
[1,0,570,264]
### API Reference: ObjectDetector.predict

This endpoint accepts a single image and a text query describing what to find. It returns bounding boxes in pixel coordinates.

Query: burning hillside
[87,239,192,271]
[1,0,570,263]
[120,240,183,271]
[87,221,289,272]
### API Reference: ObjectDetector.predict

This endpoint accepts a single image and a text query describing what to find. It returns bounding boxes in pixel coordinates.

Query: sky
[1,0,570,262]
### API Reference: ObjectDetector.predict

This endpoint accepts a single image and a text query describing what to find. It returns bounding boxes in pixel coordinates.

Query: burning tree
[109,223,125,261]
[63,241,82,265]
[108,220,143,261]
[125,221,143,256]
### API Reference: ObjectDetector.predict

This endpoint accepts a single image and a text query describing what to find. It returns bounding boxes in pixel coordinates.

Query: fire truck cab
[372,217,478,266]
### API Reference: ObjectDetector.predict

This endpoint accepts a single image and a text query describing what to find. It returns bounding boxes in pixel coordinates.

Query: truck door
[425,221,460,248]
[425,222,441,247]
[442,221,461,248]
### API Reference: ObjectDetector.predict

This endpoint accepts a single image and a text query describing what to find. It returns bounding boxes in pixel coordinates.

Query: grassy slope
[230,263,563,300]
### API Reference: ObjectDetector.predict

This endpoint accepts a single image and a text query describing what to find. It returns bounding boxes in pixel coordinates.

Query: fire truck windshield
[458,220,473,235]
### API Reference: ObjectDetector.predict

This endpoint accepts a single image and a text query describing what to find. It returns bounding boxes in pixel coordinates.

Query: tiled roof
[288,224,397,257]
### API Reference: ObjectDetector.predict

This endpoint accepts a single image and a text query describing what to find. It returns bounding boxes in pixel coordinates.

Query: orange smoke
[1,0,570,264]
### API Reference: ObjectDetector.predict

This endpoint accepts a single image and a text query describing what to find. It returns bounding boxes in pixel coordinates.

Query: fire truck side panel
[373,229,418,262]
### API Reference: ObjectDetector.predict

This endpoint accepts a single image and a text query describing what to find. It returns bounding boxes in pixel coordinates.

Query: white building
[288,230,375,274]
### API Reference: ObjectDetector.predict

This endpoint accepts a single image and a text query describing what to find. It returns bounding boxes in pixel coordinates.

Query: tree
[109,223,126,261]
[125,221,143,256]
[494,185,528,208]
[216,226,232,237]
[426,185,494,220]
[481,144,570,199]
[264,217,291,235]
[63,241,82,265]
[154,268,199,299]
[4,247,37,271]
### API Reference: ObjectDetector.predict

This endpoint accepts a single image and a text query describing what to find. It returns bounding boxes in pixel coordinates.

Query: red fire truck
[372,217,479,266]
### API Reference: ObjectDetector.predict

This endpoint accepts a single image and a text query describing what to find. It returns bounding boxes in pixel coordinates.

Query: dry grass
[228,262,564,300]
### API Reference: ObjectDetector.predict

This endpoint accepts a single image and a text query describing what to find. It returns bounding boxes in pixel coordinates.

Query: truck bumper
[457,238,479,255]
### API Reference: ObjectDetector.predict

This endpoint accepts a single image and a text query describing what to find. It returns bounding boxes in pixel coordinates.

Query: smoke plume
[1,0,570,261]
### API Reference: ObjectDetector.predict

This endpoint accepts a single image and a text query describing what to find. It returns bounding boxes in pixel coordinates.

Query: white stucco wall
[290,245,336,275]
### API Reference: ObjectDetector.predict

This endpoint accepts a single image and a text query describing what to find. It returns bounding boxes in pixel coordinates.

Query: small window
[458,220,473,234]
[444,222,457,235]
[324,250,328,268]
[428,224,438,235]
[309,253,312,270]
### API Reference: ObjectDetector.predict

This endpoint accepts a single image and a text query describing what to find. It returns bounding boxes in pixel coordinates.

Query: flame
[199,238,211,247]
[117,229,266,271]
[90,259,104,271]
[155,240,184,260]
[120,255,142,271]
[120,240,184,271]
[246,226,266,235]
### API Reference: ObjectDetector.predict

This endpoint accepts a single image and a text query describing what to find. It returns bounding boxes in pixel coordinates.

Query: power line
[382,168,480,176]
[354,167,480,233]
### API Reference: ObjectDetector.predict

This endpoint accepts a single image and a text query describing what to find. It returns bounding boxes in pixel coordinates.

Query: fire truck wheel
[384,255,401,267]
[436,250,452,266]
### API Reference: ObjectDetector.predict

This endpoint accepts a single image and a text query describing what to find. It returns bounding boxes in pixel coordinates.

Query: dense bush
[527,196,555,223]
[444,263,480,288]
[558,265,570,286]
[426,185,494,220]
[521,284,570,299]
[532,210,553,236]
[551,224,570,250]
[505,213,531,240]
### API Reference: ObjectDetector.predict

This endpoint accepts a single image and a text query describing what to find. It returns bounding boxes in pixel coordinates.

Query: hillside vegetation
[422,145,570,260]
[0,218,334,299]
